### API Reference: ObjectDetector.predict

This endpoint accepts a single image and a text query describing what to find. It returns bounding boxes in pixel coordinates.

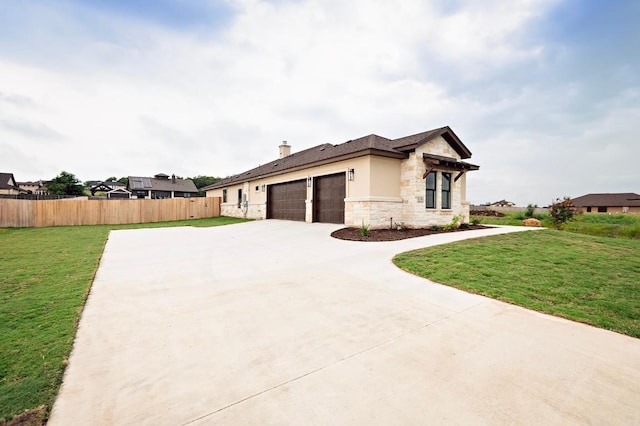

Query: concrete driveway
[49,220,640,425]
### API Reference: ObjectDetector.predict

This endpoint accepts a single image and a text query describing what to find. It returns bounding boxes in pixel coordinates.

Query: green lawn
[393,230,640,338]
[0,217,250,422]
[472,212,640,239]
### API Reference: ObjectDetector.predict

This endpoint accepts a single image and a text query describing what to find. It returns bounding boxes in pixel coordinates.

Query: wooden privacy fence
[0,197,221,228]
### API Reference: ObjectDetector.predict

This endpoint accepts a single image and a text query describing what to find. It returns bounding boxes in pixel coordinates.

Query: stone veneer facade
[344,135,471,229]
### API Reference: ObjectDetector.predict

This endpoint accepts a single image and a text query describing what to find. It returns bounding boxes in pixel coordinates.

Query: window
[222,189,227,203]
[237,188,242,208]
[255,185,259,192]
[441,173,451,209]
[586,206,591,213]
[597,206,607,213]
[623,206,629,213]
[425,172,436,209]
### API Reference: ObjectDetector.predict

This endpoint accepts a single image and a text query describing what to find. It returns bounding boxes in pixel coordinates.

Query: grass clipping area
[393,230,640,338]
[0,217,249,423]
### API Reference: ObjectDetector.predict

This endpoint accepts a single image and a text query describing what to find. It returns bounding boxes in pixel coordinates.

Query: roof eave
[205,149,408,190]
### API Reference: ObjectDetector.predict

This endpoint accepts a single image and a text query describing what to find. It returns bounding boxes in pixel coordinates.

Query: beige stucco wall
[207,135,474,228]
[207,157,371,221]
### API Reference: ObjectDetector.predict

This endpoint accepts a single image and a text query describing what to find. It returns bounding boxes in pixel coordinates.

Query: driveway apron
[49,220,640,425]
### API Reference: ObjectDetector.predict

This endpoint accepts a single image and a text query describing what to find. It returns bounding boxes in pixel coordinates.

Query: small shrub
[429,225,442,231]
[471,217,481,225]
[525,203,537,218]
[360,221,369,237]
[549,197,578,229]
[459,222,470,229]
[443,214,464,231]
[395,221,406,231]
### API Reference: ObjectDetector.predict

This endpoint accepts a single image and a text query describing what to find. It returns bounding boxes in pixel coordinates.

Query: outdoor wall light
[307,176,312,187]
[348,168,355,181]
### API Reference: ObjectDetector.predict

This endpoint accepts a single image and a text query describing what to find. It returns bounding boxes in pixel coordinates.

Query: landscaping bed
[331,224,489,241]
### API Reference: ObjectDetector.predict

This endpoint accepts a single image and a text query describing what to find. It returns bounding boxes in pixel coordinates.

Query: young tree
[105,176,118,182]
[47,171,85,196]
[549,197,578,229]
[525,203,538,218]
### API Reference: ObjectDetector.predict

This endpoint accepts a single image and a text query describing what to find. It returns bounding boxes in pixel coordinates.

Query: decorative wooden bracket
[422,160,438,179]
[454,171,465,182]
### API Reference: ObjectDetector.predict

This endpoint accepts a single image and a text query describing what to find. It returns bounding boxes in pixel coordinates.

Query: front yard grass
[393,230,640,338]
[0,217,250,423]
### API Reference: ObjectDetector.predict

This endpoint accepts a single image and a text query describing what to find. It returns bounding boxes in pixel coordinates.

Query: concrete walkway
[49,220,640,425]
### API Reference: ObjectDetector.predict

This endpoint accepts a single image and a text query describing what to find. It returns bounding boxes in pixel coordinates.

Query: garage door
[267,179,307,221]
[314,173,346,224]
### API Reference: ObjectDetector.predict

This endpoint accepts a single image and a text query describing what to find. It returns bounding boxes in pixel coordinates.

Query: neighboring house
[127,173,198,199]
[106,188,132,199]
[89,180,126,196]
[203,126,479,228]
[18,180,48,195]
[572,193,640,214]
[0,173,27,195]
[490,199,516,207]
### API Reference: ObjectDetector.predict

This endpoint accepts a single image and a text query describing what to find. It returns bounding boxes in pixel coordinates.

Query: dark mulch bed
[331,224,490,242]
[470,209,506,217]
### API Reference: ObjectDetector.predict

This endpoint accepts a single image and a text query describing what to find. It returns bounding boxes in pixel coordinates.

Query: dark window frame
[597,206,607,213]
[222,189,227,203]
[425,172,436,209]
[441,172,451,209]
[237,188,242,208]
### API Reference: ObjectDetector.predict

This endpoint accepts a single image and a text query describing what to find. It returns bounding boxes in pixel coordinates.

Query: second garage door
[267,179,307,221]
[314,173,346,224]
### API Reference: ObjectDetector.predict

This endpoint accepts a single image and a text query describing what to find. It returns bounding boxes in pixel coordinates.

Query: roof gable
[392,126,472,159]
[0,173,18,190]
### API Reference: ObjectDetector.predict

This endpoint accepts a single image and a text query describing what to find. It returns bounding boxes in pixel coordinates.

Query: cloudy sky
[0,0,638,206]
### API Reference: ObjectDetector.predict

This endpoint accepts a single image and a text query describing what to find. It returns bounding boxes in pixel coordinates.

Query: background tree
[190,175,223,196]
[105,176,118,182]
[549,197,578,229]
[189,175,223,188]
[117,177,128,186]
[47,171,85,196]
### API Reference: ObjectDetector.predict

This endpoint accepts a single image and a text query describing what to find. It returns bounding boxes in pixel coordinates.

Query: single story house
[89,180,126,196]
[490,199,516,207]
[203,126,479,229]
[127,173,198,199]
[0,173,27,195]
[106,188,132,199]
[572,193,640,214]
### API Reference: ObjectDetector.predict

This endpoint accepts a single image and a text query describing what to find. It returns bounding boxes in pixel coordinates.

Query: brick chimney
[279,141,291,159]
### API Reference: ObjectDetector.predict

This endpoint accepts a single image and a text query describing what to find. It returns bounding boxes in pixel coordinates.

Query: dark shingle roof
[204,126,471,190]
[128,176,198,193]
[572,193,640,207]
